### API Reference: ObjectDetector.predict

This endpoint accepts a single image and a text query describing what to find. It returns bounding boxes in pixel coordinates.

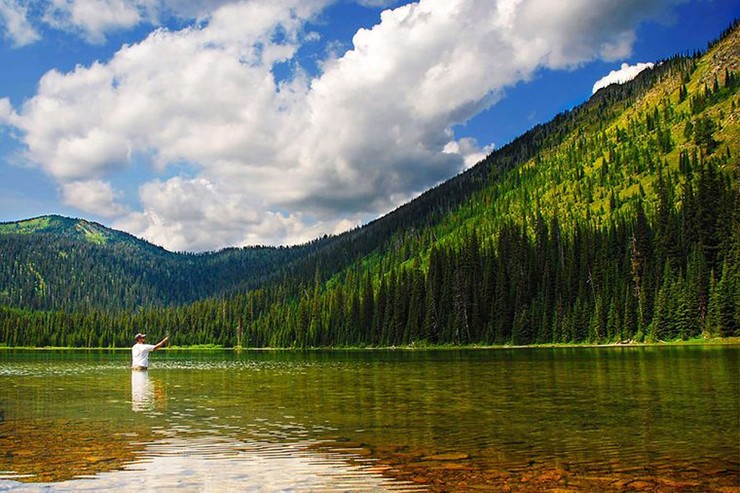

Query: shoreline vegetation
[2,336,738,351]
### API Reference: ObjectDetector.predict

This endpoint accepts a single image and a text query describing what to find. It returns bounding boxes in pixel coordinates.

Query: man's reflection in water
[131,370,155,412]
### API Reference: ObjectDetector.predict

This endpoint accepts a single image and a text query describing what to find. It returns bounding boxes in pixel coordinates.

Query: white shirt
[131,343,156,368]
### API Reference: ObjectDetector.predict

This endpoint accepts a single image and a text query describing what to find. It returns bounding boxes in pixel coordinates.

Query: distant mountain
[0,214,308,310]
[1,22,737,347]
[0,215,144,246]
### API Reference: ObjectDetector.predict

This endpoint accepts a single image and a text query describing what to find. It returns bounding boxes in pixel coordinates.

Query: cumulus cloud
[60,179,128,217]
[1,0,249,45]
[0,97,14,123]
[0,0,40,45]
[2,0,686,250]
[112,176,356,251]
[43,0,146,43]
[444,138,494,169]
[592,61,656,93]
[2,0,155,44]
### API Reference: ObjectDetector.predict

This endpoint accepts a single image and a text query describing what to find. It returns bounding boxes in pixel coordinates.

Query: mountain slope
[223,21,739,347]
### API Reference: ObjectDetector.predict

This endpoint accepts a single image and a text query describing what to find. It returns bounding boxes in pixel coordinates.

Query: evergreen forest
[1,23,738,348]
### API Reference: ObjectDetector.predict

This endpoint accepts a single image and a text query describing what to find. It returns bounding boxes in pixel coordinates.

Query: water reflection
[131,370,153,412]
[0,347,737,492]
[0,435,421,492]
[130,369,167,413]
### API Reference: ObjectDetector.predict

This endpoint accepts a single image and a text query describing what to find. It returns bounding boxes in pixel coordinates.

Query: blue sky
[0,0,738,251]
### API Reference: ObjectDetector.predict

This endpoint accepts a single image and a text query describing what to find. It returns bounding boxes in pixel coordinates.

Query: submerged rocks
[423,452,471,461]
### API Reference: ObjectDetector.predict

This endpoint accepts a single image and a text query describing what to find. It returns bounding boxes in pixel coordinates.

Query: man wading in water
[131,333,169,370]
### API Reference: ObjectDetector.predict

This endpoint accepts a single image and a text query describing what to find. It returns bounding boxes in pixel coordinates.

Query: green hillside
[0,215,309,310]
[0,215,152,246]
[0,22,737,347]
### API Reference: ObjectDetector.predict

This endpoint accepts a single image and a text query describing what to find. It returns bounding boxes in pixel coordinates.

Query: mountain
[1,22,737,347]
[0,215,311,310]
[0,215,147,246]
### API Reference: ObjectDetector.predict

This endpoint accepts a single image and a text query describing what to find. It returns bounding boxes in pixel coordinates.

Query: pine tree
[706,261,737,337]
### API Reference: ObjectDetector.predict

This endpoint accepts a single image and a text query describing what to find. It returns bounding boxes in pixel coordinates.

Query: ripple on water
[0,355,355,377]
[0,436,426,492]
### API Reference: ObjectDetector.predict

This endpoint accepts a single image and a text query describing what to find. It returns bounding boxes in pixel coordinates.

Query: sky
[0,0,738,252]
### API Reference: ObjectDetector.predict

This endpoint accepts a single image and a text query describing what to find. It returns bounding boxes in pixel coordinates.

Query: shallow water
[0,346,738,491]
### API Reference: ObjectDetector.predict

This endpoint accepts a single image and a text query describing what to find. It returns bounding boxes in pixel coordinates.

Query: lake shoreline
[2,336,738,351]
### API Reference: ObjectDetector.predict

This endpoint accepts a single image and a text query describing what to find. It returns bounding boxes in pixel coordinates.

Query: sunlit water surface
[0,346,738,492]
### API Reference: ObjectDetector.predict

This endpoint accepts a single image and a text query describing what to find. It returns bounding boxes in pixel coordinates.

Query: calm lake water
[0,346,738,492]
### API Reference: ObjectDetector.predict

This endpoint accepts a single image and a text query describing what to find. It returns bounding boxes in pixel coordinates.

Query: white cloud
[0,0,40,45]
[60,179,128,217]
[2,0,686,251]
[43,0,145,43]
[112,176,354,250]
[2,0,156,44]
[592,61,656,93]
[0,97,13,123]
[1,0,252,45]
[444,138,494,169]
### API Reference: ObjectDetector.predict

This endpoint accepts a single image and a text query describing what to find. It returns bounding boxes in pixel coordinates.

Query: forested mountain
[1,22,738,347]
[0,215,312,310]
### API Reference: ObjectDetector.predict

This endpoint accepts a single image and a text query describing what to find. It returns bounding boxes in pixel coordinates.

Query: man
[131,333,169,370]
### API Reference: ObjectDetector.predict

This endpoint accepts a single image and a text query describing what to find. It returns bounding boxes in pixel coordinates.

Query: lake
[0,346,738,492]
